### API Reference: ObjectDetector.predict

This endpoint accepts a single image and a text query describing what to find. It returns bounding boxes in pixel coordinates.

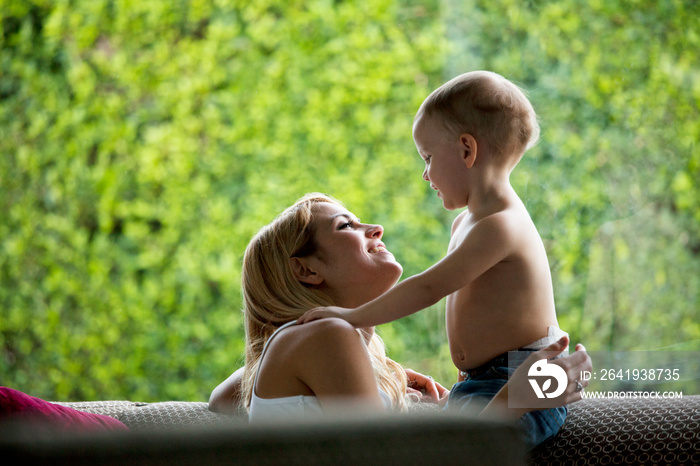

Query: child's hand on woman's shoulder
[297,306,355,325]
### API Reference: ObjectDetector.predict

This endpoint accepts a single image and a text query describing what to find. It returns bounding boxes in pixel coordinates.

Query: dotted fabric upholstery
[56,400,240,430]
[54,400,140,419]
[118,401,239,431]
[530,395,700,465]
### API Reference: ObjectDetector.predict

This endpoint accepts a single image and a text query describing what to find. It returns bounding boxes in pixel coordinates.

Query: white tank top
[249,320,392,423]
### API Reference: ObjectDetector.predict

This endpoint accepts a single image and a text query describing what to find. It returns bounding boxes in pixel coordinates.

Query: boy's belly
[446,306,560,371]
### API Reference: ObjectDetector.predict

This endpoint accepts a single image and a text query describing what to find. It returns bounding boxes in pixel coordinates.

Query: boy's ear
[290,257,324,286]
[460,133,478,169]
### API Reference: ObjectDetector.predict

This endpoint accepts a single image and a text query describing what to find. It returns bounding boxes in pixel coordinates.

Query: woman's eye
[339,220,356,230]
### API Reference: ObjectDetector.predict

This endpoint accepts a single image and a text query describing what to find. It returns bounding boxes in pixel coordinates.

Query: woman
[210,193,590,421]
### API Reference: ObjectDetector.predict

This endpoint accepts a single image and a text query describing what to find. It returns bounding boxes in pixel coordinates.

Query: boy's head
[415,71,540,164]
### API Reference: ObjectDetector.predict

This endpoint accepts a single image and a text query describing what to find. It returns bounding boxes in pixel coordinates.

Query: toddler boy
[299,71,570,447]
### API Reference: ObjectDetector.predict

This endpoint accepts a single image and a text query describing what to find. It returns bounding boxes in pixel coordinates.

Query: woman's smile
[308,203,403,305]
[367,243,390,255]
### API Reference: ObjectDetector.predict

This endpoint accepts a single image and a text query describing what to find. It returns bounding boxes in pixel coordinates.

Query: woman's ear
[460,133,478,168]
[290,257,324,286]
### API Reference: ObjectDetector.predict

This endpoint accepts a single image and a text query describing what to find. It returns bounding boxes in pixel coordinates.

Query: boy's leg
[519,405,567,449]
[446,371,508,413]
[446,363,567,449]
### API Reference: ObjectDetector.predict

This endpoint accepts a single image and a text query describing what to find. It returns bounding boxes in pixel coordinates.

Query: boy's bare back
[446,192,558,371]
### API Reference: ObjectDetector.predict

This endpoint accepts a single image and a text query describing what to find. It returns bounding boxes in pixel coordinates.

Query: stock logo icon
[528,358,568,399]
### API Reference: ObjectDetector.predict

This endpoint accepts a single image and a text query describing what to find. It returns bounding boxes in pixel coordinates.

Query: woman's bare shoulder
[266,320,367,381]
[264,318,374,399]
[275,318,362,353]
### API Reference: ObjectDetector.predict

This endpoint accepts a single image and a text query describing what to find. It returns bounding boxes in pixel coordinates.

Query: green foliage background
[2,0,698,401]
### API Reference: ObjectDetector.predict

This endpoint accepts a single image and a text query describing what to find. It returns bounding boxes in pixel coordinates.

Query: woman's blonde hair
[241,193,408,411]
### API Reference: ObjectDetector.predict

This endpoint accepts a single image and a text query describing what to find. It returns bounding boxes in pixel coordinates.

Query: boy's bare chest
[447,212,545,298]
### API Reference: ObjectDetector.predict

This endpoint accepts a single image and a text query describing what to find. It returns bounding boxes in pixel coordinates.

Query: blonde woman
[210,193,590,422]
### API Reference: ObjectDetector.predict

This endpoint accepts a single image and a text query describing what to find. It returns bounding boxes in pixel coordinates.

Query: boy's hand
[297,306,357,325]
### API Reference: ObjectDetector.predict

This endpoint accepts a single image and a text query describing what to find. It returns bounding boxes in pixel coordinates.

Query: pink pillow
[0,387,129,432]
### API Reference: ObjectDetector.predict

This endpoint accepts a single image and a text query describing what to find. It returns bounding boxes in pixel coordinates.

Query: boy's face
[412,114,470,210]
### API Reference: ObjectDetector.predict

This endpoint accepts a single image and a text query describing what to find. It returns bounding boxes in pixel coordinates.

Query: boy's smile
[412,114,470,211]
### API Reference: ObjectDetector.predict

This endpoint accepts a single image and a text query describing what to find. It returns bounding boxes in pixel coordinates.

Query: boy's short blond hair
[416,71,540,162]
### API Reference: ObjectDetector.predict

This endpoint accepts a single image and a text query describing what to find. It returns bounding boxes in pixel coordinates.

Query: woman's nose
[366,224,384,238]
[422,167,429,181]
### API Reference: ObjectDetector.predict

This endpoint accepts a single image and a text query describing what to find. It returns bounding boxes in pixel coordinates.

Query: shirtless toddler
[299,71,569,447]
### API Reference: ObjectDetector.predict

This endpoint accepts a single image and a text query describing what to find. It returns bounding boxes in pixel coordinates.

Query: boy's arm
[298,213,516,327]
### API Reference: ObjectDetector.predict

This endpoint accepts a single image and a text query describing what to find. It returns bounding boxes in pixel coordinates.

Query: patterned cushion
[54,400,140,419]
[530,395,700,465]
[118,401,241,431]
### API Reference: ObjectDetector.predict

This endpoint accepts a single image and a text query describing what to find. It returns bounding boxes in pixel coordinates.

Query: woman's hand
[482,336,592,419]
[507,336,592,411]
[405,369,450,406]
[297,306,355,325]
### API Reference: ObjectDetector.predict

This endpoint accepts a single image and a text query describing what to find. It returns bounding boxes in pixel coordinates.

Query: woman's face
[305,202,403,308]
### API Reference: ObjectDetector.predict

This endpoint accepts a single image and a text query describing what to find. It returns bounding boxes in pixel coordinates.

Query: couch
[2,395,699,465]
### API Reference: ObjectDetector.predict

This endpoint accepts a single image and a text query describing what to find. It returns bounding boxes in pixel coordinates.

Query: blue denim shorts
[445,349,567,450]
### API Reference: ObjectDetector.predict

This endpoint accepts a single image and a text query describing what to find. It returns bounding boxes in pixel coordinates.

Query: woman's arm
[209,367,245,414]
[480,337,592,419]
[293,319,386,414]
[209,320,385,416]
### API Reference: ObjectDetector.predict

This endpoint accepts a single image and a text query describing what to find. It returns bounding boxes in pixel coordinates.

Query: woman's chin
[385,263,403,289]
[394,263,404,280]
[386,260,403,279]
[367,267,402,299]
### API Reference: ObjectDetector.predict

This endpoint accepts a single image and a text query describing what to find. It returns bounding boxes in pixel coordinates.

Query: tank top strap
[253,320,298,396]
